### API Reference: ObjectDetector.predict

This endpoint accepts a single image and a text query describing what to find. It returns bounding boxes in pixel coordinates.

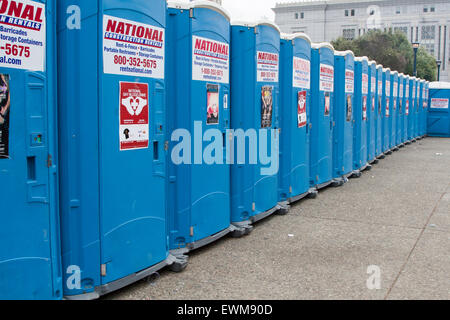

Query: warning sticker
[319,64,334,92]
[378,80,382,96]
[400,83,404,98]
[345,69,354,93]
[386,98,390,117]
[207,84,219,125]
[406,100,409,115]
[393,82,398,97]
[371,76,376,94]
[0,0,46,72]
[372,96,375,112]
[103,15,164,79]
[193,36,229,84]
[0,74,10,158]
[363,96,367,121]
[386,80,390,96]
[257,51,279,83]
[393,99,397,111]
[119,82,149,151]
[293,57,310,89]
[362,73,369,95]
[324,92,331,116]
[261,86,274,128]
[297,91,307,128]
[430,98,449,109]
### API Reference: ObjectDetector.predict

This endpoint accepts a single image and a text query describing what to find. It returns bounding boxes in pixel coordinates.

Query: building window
[394,26,408,36]
[370,9,375,15]
[295,13,298,19]
[343,29,356,40]
[422,25,436,40]
[351,9,355,16]
[301,12,304,19]
[430,7,435,12]
[345,10,349,16]
[396,7,401,14]
[423,7,428,13]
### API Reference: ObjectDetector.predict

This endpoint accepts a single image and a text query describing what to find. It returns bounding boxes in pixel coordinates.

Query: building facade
[273,0,450,81]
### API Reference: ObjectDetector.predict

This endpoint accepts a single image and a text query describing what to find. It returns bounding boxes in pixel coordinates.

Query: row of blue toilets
[0,0,430,299]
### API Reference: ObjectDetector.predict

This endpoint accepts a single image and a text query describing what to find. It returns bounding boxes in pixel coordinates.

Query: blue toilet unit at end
[367,60,377,164]
[310,42,335,190]
[428,82,450,137]
[0,0,62,300]
[353,56,370,174]
[166,1,234,259]
[382,68,391,154]
[279,33,314,204]
[231,20,283,233]
[332,50,355,183]
[375,65,384,158]
[390,71,399,150]
[58,0,172,299]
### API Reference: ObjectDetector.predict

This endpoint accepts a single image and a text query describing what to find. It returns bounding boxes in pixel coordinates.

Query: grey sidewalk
[107,137,450,300]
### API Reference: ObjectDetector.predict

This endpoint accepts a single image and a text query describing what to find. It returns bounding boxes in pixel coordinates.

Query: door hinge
[47,154,52,168]
[101,264,107,277]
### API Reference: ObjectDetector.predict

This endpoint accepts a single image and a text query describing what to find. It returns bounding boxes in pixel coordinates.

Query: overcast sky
[176,0,293,22]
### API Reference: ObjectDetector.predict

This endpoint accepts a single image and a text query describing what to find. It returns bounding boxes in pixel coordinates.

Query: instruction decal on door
[319,64,334,92]
[257,51,279,82]
[345,69,354,93]
[0,0,46,72]
[293,57,310,89]
[103,15,165,79]
[363,96,367,121]
[119,82,149,151]
[430,98,449,109]
[0,74,10,158]
[193,36,229,84]
[362,73,369,95]
[297,91,307,128]
[207,84,219,125]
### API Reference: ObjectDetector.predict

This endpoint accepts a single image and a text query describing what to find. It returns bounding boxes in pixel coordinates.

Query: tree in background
[332,30,437,81]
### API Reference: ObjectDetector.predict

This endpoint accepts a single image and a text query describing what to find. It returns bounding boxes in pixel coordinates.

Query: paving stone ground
[106,137,450,300]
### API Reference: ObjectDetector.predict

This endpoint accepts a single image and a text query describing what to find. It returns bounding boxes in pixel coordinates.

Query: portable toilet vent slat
[428,82,450,137]
[367,60,377,164]
[230,20,283,235]
[332,50,355,185]
[0,0,62,300]
[310,42,335,190]
[279,33,315,204]
[58,0,171,299]
[353,56,370,174]
[166,0,233,267]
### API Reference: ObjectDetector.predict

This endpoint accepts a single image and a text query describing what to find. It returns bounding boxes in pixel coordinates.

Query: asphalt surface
[107,137,450,300]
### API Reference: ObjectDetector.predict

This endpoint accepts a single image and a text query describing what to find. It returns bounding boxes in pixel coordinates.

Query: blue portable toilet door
[428,83,450,136]
[0,0,61,299]
[99,3,168,285]
[376,68,383,156]
[398,76,404,144]
[188,7,231,242]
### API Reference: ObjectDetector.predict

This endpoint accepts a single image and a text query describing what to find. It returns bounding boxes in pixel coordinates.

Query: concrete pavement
[106,137,450,300]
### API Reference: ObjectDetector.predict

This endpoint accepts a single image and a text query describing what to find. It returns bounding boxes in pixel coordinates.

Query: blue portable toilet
[367,60,378,164]
[407,77,416,142]
[231,20,283,235]
[390,71,399,150]
[0,0,62,300]
[58,0,173,299]
[166,1,234,266]
[397,73,406,146]
[421,81,429,137]
[376,65,384,159]
[417,79,425,139]
[310,43,335,190]
[353,56,371,175]
[279,33,315,204]
[404,75,412,144]
[382,68,392,155]
[412,77,419,140]
[332,50,354,184]
[428,82,450,137]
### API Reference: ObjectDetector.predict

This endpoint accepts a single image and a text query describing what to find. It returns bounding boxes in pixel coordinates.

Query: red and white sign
[406,84,409,98]
[406,100,410,115]
[293,57,310,89]
[257,51,279,82]
[193,36,229,84]
[386,79,391,96]
[363,96,367,120]
[297,91,307,127]
[372,96,375,111]
[393,99,397,111]
[393,82,398,97]
[119,82,149,151]
[362,73,369,95]
[0,0,46,71]
[378,80,382,96]
[345,69,354,93]
[319,64,334,92]
[385,98,390,117]
[400,83,404,98]
[430,98,449,109]
[371,76,376,94]
[103,15,165,79]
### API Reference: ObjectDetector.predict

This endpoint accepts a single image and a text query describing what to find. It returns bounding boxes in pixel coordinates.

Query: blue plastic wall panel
[310,45,334,187]
[382,69,391,153]
[375,67,383,156]
[166,5,231,249]
[231,23,280,223]
[58,0,169,297]
[367,63,377,162]
[0,0,62,300]
[428,86,450,137]
[279,36,311,202]
[353,58,368,171]
[332,53,354,178]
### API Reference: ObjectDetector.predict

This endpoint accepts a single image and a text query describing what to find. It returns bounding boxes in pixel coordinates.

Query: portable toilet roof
[167,0,231,21]
[281,32,312,43]
[355,56,369,62]
[231,19,281,33]
[335,50,354,57]
[311,42,334,51]
[429,82,450,89]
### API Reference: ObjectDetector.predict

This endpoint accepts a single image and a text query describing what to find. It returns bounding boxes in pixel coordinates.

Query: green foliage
[331,30,437,81]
